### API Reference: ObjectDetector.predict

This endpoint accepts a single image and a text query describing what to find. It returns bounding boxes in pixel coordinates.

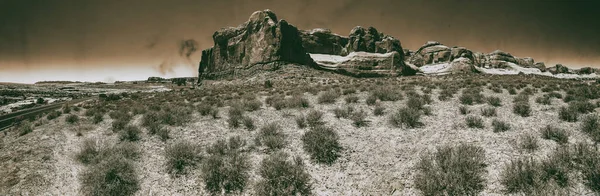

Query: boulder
[553,64,570,74]
[198,10,314,79]
[534,62,546,72]
[516,57,535,68]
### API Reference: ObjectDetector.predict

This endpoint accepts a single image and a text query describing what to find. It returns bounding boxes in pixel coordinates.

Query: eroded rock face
[534,62,546,72]
[199,10,314,79]
[549,64,570,74]
[199,10,416,79]
[300,28,349,55]
[408,42,475,67]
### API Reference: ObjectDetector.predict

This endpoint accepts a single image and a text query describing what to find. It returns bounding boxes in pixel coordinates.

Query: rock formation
[198,10,416,79]
[198,10,314,79]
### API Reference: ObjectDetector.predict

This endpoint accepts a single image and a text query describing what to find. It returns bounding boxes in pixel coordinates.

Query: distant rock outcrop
[198,10,314,79]
[198,10,416,79]
[408,41,474,67]
[548,64,570,74]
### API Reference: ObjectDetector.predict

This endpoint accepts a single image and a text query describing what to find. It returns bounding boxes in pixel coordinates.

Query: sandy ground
[1,81,599,195]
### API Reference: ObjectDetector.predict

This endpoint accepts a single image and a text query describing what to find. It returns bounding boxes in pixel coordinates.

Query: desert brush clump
[78,140,141,196]
[255,123,287,151]
[558,106,578,122]
[65,114,80,124]
[119,125,142,142]
[164,140,202,176]
[581,114,600,144]
[414,144,487,196]
[389,107,423,128]
[305,110,325,128]
[302,125,342,164]
[17,120,33,136]
[317,90,340,104]
[481,107,497,117]
[513,100,532,117]
[202,136,250,194]
[492,119,511,133]
[256,152,312,195]
[466,115,485,128]
[373,104,386,116]
[370,87,403,102]
[517,134,539,152]
[540,125,569,145]
[459,88,485,105]
[487,96,502,107]
[80,154,140,196]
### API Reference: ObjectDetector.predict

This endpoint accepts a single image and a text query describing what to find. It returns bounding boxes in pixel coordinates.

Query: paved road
[0,97,93,131]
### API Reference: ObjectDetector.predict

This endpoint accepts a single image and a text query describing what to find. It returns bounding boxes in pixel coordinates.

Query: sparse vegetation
[492,119,511,132]
[305,110,325,128]
[540,125,569,144]
[487,96,502,107]
[390,107,423,128]
[581,114,600,144]
[459,105,470,115]
[466,116,485,128]
[415,144,487,196]
[481,107,497,117]
[18,121,33,136]
[256,152,312,195]
[119,125,141,142]
[202,136,250,194]
[302,125,342,164]
[317,90,340,104]
[559,106,578,122]
[256,123,287,151]
[65,114,79,124]
[518,134,539,152]
[513,101,531,117]
[373,104,385,116]
[164,141,202,176]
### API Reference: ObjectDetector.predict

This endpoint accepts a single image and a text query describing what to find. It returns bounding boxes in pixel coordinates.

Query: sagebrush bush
[513,102,531,117]
[466,116,485,128]
[389,107,423,128]
[243,99,262,111]
[76,139,99,164]
[535,95,552,105]
[332,106,353,119]
[370,87,402,102]
[569,101,595,114]
[558,106,578,122]
[165,141,202,176]
[305,110,324,128]
[18,121,33,136]
[202,137,250,194]
[66,114,80,124]
[302,126,342,164]
[93,113,103,124]
[366,95,377,106]
[513,94,530,103]
[518,134,539,152]
[492,119,511,133]
[295,115,307,129]
[256,123,287,151]
[46,110,61,120]
[487,96,502,107]
[228,105,244,128]
[350,110,369,128]
[373,105,385,116]
[112,119,129,132]
[119,125,141,142]
[80,155,139,196]
[459,88,484,105]
[317,90,340,104]
[198,104,213,116]
[459,105,470,115]
[256,152,312,196]
[415,144,487,196]
[481,107,497,117]
[540,125,569,145]
[242,116,255,131]
[500,157,543,194]
[581,114,600,143]
[344,96,359,104]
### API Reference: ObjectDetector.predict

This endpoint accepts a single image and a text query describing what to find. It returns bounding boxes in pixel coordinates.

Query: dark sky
[1,0,599,83]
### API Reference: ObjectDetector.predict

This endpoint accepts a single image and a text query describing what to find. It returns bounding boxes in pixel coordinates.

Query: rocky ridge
[198,10,598,80]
